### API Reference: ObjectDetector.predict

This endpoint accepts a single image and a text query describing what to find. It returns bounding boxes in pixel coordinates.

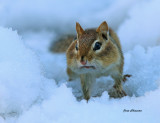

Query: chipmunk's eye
[75,43,78,50]
[93,42,102,51]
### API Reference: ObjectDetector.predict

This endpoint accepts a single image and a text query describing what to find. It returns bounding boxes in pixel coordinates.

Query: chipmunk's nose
[81,61,87,65]
[80,56,87,65]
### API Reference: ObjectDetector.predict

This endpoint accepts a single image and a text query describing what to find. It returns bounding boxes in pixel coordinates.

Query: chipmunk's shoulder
[109,28,122,51]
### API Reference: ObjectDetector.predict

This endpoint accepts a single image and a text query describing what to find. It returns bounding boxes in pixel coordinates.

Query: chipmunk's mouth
[80,66,96,69]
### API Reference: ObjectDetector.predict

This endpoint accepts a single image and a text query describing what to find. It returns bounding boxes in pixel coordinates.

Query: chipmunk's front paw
[108,88,127,98]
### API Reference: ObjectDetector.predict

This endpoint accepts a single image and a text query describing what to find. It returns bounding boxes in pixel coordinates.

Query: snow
[16,85,160,123]
[0,0,160,123]
[0,27,55,117]
[118,0,160,52]
[0,0,138,32]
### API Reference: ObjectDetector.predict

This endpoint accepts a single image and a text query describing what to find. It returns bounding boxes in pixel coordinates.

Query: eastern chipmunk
[51,21,131,101]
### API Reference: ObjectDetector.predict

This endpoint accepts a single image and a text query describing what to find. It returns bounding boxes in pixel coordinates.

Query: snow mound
[118,0,160,52]
[0,27,55,117]
[0,0,137,32]
[123,45,160,96]
[17,84,160,123]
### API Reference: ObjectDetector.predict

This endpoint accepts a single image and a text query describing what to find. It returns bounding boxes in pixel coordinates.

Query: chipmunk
[51,21,131,101]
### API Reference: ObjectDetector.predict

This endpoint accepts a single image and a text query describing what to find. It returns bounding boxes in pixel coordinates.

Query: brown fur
[78,30,97,57]
[50,35,75,53]
[50,21,131,101]
[66,21,127,101]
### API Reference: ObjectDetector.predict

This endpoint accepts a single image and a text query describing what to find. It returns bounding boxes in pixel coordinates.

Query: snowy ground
[0,0,160,123]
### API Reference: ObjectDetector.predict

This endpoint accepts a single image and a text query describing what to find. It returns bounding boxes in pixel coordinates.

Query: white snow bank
[22,31,68,82]
[118,0,160,52]
[17,84,160,123]
[0,27,55,117]
[0,0,137,32]
[123,45,160,96]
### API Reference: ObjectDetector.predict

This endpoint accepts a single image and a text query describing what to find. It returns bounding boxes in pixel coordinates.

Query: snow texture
[0,0,160,123]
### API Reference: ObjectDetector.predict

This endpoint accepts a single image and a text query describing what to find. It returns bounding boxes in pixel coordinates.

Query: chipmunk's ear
[76,22,84,38]
[96,21,109,40]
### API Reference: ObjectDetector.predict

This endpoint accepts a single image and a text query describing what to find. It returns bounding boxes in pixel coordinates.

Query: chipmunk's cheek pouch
[87,55,93,62]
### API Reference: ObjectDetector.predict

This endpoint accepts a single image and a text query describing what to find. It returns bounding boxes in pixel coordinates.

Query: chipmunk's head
[66,21,119,74]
